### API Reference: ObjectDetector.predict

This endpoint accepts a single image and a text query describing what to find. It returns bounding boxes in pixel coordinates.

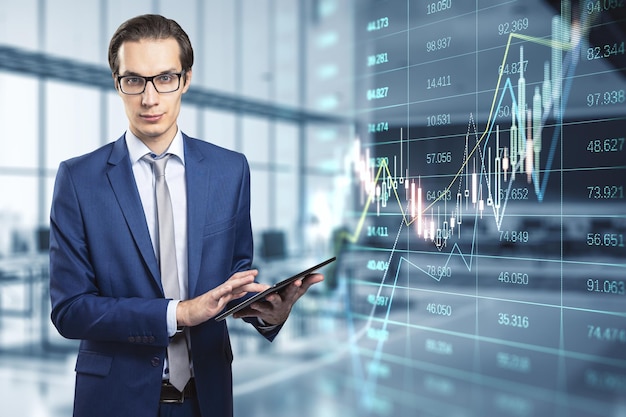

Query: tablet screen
[214,256,336,321]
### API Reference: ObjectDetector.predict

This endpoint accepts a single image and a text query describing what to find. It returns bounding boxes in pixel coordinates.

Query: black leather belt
[160,378,196,403]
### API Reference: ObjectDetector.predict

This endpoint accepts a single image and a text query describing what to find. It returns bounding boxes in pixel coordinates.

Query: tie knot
[143,153,171,177]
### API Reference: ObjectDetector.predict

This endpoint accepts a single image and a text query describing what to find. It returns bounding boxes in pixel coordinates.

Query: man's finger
[301,273,324,289]
[229,269,258,282]
[212,284,232,301]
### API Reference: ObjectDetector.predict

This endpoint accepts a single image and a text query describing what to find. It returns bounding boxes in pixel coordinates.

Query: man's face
[115,38,192,150]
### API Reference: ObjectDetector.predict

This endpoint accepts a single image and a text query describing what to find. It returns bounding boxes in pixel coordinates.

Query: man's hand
[176,270,267,327]
[233,273,324,325]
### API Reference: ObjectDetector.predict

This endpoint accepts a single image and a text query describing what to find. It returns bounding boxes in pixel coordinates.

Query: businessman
[49,14,323,417]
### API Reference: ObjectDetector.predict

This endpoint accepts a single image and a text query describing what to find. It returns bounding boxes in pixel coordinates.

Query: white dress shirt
[127,129,277,344]
[126,129,187,338]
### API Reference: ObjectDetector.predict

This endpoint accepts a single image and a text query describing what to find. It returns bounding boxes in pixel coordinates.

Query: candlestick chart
[335,2,626,416]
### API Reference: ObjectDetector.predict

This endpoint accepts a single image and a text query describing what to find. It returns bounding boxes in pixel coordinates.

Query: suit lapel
[184,135,211,297]
[106,136,162,292]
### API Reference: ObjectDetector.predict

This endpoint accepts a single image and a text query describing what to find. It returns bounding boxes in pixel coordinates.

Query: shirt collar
[126,129,185,165]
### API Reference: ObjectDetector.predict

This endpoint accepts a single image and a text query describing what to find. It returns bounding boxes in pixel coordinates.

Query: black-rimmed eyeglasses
[117,71,185,95]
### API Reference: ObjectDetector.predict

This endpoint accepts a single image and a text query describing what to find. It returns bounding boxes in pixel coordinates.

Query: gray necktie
[144,154,191,392]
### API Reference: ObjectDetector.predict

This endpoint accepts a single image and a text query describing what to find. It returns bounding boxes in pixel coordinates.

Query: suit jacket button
[151,357,161,367]
[142,336,149,344]
[128,336,135,343]
[148,336,155,344]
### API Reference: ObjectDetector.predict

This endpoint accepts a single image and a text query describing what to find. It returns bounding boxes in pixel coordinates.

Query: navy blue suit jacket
[50,133,275,417]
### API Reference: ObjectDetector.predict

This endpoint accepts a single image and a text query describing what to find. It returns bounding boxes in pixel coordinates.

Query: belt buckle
[161,381,186,404]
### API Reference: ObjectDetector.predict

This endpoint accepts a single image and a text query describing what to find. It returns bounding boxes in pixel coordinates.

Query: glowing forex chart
[338,1,626,416]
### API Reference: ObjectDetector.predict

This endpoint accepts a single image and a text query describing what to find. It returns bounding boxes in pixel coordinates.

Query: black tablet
[214,256,336,321]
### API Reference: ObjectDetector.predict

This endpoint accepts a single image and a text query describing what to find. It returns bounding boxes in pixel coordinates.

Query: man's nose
[142,80,159,105]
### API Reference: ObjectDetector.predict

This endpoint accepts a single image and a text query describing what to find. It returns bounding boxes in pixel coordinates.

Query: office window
[201,2,236,92]
[202,109,237,150]
[274,123,299,244]
[251,169,270,232]
[106,0,154,45]
[45,82,101,169]
[0,74,38,169]
[44,0,100,65]
[0,176,38,253]
[107,91,129,142]
[178,104,199,139]
[242,116,270,163]
[274,0,299,108]
[0,0,38,49]
[241,0,271,102]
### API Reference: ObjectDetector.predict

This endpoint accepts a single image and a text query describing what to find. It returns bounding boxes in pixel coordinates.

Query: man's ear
[182,69,192,93]
[111,73,119,91]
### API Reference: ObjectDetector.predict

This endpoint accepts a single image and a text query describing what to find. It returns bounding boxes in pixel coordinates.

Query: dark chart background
[336,1,625,416]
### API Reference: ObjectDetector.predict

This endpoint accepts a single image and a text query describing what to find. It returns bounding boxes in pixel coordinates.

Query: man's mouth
[140,114,163,122]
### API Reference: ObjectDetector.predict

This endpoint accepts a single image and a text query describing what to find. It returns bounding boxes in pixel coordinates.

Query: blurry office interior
[1,1,626,417]
[0,1,353,416]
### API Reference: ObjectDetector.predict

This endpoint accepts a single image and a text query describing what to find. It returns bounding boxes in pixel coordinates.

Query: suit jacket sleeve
[49,157,170,348]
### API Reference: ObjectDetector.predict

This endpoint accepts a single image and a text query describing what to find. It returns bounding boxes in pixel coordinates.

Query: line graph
[339,2,626,416]
[346,24,581,249]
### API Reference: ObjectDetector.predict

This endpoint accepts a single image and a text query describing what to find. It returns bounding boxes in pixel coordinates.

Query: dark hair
[108,14,194,75]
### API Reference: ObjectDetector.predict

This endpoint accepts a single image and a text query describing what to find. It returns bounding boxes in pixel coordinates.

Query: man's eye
[124,77,142,85]
[156,74,174,83]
